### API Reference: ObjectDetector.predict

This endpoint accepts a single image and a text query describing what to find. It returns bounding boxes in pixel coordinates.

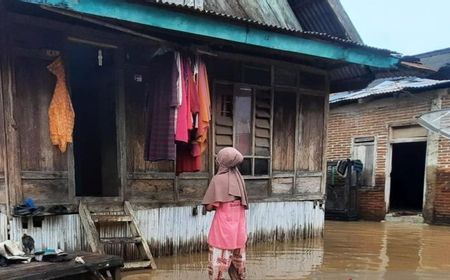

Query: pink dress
[208,200,247,250]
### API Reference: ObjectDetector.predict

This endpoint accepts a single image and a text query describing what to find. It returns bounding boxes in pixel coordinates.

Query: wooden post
[115,48,127,200]
[0,5,10,216]
[321,75,330,197]
[293,90,300,195]
[0,15,23,208]
[111,267,121,280]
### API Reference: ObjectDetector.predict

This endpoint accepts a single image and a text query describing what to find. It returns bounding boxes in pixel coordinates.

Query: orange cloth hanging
[47,57,75,153]
[195,60,211,155]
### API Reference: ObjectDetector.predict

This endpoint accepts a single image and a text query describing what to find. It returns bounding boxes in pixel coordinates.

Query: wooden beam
[320,75,330,196]
[7,12,159,50]
[0,19,22,207]
[124,201,157,269]
[0,5,10,215]
[79,201,105,254]
[115,49,127,200]
[20,0,400,68]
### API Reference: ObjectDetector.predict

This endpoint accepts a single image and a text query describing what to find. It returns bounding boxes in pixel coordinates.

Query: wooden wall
[210,60,327,200]
[1,13,328,211]
[273,91,296,172]
[124,59,210,204]
[7,24,70,205]
[298,95,325,172]
[0,46,6,207]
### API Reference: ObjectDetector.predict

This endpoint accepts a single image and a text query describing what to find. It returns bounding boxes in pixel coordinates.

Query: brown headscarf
[202,147,248,209]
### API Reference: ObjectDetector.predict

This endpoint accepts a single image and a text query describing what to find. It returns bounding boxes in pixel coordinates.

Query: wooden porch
[0,252,123,280]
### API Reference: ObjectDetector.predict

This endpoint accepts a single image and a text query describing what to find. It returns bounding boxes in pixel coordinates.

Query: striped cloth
[144,52,178,161]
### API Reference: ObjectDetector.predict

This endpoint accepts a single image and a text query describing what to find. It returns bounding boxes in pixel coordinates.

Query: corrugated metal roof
[203,0,302,31]
[289,0,362,43]
[147,0,301,31]
[143,0,398,55]
[330,77,450,104]
[415,48,450,71]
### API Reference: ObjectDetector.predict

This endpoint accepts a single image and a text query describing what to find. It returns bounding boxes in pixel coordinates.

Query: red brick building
[327,77,450,224]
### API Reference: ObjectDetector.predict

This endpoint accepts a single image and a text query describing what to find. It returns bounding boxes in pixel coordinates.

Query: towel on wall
[47,57,75,153]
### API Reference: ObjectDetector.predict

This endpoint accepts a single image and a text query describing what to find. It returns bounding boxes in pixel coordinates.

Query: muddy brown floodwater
[123,221,450,280]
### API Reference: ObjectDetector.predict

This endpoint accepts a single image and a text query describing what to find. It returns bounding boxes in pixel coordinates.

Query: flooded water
[123,221,450,279]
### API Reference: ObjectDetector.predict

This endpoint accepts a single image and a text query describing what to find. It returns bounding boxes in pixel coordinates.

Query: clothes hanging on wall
[144,52,179,161]
[176,55,201,174]
[175,55,191,143]
[195,59,211,156]
[175,55,213,174]
[336,159,350,177]
[47,57,75,153]
[145,51,211,171]
[176,142,202,174]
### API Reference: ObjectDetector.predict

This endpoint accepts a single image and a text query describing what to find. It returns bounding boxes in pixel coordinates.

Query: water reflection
[123,221,450,279]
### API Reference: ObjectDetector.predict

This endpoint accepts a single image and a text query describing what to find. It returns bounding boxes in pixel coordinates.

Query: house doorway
[68,42,120,197]
[389,142,426,211]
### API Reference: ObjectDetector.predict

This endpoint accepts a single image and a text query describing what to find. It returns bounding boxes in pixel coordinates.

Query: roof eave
[21,0,400,69]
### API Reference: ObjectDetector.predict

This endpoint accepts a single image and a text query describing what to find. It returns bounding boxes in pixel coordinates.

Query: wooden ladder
[79,201,157,270]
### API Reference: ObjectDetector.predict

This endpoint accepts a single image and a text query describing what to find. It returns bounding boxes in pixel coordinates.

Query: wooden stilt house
[0,0,403,266]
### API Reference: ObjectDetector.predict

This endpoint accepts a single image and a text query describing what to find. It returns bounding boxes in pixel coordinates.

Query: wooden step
[80,201,156,270]
[123,260,152,270]
[100,237,142,244]
[92,215,132,223]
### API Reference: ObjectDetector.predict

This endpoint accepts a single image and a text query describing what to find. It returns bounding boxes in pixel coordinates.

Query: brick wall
[434,95,450,223]
[327,92,436,220]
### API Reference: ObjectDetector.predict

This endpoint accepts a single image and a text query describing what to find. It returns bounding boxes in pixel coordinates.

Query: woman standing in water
[202,147,248,280]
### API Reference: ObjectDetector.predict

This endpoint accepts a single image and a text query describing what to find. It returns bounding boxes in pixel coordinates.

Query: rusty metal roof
[330,77,450,104]
[141,0,406,93]
[146,0,301,31]
[288,0,363,43]
[142,0,397,55]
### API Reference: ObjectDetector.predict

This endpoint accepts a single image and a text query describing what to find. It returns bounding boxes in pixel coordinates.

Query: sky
[340,0,450,56]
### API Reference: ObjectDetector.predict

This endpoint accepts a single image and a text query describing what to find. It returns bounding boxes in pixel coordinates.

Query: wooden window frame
[351,136,377,188]
[213,81,273,178]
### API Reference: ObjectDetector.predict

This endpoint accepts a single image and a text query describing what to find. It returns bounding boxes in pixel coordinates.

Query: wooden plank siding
[1,12,328,210]
[272,91,297,172]
[0,6,8,208]
[298,94,325,172]
[7,24,70,205]
[1,19,23,206]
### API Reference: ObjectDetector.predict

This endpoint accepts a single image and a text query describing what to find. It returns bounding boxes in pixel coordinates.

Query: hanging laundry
[195,58,211,156]
[144,52,179,161]
[175,55,191,143]
[176,55,202,174]
[174,52,183,135]
[176,142,201,175]
[189,57,202,163]
[336,159,350,177]
[47,57,75,153]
